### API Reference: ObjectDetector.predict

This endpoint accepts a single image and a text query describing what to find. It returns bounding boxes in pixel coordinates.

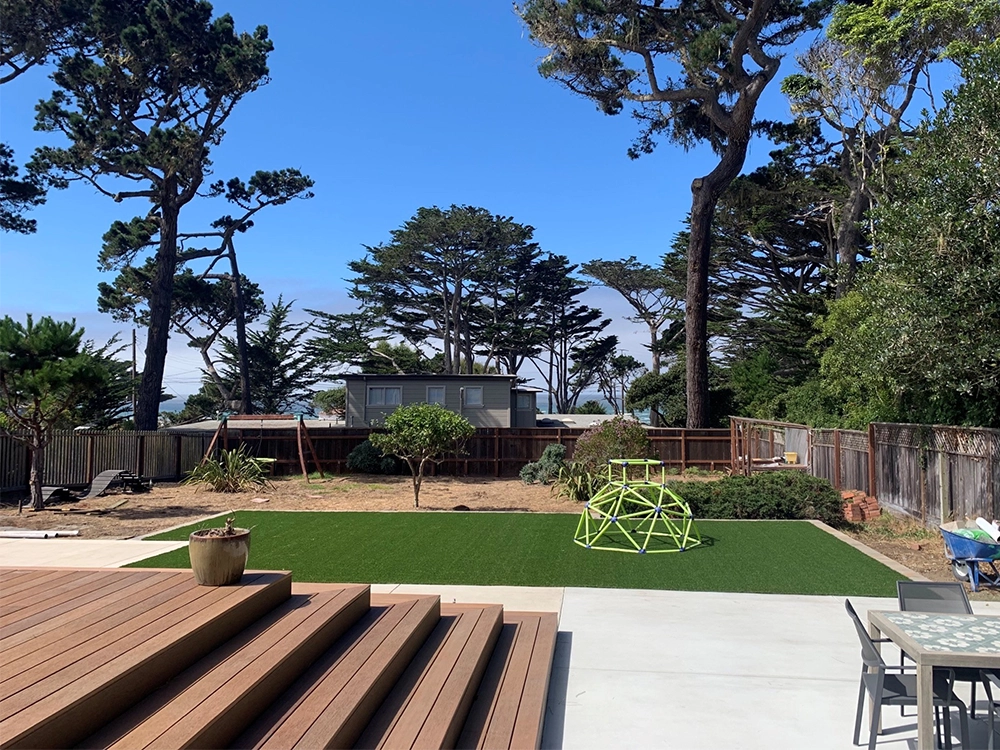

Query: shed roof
[340,374,517,381]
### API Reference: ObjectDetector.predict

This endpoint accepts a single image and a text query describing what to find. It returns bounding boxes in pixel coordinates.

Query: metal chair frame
[846,599,969,750]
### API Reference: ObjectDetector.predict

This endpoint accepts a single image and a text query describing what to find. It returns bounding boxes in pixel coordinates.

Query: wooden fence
[0,427,732,493]
[730,418,1000,526]
[7,422,994,525]
[811,428,873,496]
[870,423,1000,526]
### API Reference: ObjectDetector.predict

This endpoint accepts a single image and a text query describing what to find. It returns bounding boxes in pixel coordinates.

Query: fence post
[939,444,951,524]
[136,434,145,477]
[920,453,928,525]
[494,428,500,478]
[867,423,877,500]
[833,429,842,490]
[85,434,95,484]
[729,423,737,475]
[680,430,687,472]
[175,435,183,480]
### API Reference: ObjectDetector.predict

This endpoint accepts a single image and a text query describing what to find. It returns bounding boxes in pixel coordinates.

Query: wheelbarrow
[940,526,1000,592]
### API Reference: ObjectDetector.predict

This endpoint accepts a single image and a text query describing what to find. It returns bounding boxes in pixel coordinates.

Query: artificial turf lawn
[134,511,901,596]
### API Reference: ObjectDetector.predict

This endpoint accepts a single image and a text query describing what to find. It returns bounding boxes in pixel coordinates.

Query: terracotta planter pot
[188,528,251,586]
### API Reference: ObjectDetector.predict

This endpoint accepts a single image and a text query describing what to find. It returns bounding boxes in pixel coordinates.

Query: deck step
[457,611,559,750]
[356,602,504,749]
[233,594,441,750]
[79,585,370,750]
[0,570,291,750]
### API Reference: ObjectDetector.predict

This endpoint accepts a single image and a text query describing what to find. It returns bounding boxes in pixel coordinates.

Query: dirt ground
[0,474,980,595]
[0,475,577,540]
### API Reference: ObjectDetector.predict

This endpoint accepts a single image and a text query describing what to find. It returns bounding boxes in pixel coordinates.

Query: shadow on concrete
[541,630,572,749]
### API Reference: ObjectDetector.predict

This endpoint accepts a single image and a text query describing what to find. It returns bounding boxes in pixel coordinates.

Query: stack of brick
[842,489,880,523]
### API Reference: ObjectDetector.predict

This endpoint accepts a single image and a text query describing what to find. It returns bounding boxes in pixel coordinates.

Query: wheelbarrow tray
[940,526,1000,591]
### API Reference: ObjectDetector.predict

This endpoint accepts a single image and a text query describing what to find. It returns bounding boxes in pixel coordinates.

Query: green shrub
[347,440,398,474]
[520,444,567,484]
[184,445,274,492]
[572,416,652,474]
[668,471,843,526]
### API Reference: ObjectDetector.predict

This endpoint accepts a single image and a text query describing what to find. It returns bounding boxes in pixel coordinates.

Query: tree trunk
[685,132,754,427]
[410,458,424,508]
[28,433,45,512]
[650,324,661,376]
[685,187,714,429]
[135,194,179,430]
[834,183,869,298]
[226,239,253,414]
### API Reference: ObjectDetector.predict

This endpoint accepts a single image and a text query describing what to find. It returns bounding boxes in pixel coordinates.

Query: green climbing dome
[574,459,703,554]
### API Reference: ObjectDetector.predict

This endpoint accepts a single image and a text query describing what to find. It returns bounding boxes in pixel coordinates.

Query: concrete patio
[3,537,998,748]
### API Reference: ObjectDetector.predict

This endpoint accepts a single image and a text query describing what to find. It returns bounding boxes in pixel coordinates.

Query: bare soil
[0,475,576,540]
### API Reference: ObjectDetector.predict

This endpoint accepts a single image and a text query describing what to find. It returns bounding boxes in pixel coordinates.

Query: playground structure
[574,459,703,554]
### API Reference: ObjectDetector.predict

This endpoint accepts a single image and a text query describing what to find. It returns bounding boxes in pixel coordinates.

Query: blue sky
[0,1,812,403]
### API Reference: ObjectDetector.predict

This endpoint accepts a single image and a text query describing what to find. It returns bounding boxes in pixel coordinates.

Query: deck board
[0,571,189,660]
[0,568,291,749]
[482,615,539,749]
[0,570,78,604]
[0,568,34,585]
[81,585,369,750]
[457,612,559,750]
[509,613,559,750]
[0,569,559,750]
[358,602,503,750]
[236,594,440,750]
[0,570,129,627]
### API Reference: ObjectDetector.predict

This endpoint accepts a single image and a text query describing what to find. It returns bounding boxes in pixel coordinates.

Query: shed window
[516,392,532,410]
[463,386,484,407]
[367,386,401,406]
[427,386,446,405]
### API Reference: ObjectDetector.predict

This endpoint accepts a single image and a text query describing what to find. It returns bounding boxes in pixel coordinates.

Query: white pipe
[0,529,80,539]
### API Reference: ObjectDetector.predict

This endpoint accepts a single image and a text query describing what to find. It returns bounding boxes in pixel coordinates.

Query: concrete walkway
[2,537,998,748]
[0,538,187,568]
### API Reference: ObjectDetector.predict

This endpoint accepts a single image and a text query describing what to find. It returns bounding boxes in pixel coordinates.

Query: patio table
[868,609,1000,749]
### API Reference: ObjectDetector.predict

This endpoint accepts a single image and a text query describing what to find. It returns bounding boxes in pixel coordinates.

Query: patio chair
[980,670,1000,750]
[845,599,969,750]
[898,581,985,718]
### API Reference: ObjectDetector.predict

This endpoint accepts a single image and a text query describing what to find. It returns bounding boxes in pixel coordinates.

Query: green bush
[572,416,652,474]
[668,471,843,526]
[520,444,567,484]
[184,445,274,492]
[347,440,398,474]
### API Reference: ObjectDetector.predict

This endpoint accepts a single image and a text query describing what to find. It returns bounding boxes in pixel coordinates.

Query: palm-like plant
[184,445,274,493]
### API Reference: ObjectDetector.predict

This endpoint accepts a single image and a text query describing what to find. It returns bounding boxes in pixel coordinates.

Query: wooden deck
[0,568,558,749]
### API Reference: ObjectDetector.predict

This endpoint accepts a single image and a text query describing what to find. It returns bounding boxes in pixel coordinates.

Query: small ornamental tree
[0,315,108,512]
[369,403,475,507]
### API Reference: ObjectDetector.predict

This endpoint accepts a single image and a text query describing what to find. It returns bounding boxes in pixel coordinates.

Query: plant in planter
[188,516,251,586]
